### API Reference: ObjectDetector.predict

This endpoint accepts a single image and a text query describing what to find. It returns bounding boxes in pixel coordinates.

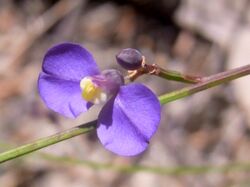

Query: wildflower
[38,43,161,156]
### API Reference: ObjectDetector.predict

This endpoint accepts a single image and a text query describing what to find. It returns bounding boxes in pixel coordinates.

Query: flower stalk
[156,65,201,84]
[0,120,97,163]
[128,57,201,83]
[0,64,249,164]
[159,64,250,104]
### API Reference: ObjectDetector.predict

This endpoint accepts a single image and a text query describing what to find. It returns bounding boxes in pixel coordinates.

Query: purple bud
[116,48,143,70]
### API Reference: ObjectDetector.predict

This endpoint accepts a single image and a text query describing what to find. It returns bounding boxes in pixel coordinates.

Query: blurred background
[0,0,250,186]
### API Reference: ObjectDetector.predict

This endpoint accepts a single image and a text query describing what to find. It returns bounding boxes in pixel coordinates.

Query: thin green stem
[128,63,201,83]
[157,67,201,84]
[0,64,249,164]
[0,120,97,163]
[2,141,250,175]
[159,64,250,104]
[39,153,250,175]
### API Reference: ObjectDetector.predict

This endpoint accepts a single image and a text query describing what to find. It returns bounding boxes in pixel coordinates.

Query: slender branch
[2,141,250,175]
[159,64,250,104]
[39,153,250,175]
[128,57,201,83]
[0,120,97,163]
[0,64,249,164]
[156,66,201,83]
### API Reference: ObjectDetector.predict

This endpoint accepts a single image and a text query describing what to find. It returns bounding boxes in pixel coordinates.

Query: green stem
[159,64,250,104]
[0,120,97,163]
[128,63,201,83]
[157,67,201,84]
[38,153,250,175]
[0,64,249,164]
[2,141,250,175]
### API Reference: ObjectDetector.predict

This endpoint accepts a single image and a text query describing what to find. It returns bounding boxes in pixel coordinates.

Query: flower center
[80,69,125,104]
[80,77,107,104]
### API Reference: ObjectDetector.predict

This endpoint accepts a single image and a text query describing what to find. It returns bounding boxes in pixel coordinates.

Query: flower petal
[42,43,99,81]
[38,73,90,118]
[97,83,161,156]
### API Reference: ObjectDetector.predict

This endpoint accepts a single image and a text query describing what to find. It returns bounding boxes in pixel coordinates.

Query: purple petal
[97,83,161,156]
[42,43,99,81]
[38,73,90,118]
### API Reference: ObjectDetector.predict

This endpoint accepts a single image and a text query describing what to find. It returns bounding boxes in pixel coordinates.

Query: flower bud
[116,48,143,70]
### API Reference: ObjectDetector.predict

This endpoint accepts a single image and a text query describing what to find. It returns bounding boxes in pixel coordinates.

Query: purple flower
[38,43,161,156]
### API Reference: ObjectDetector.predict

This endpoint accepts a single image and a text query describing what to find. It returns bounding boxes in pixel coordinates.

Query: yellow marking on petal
[80,77,107,104]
